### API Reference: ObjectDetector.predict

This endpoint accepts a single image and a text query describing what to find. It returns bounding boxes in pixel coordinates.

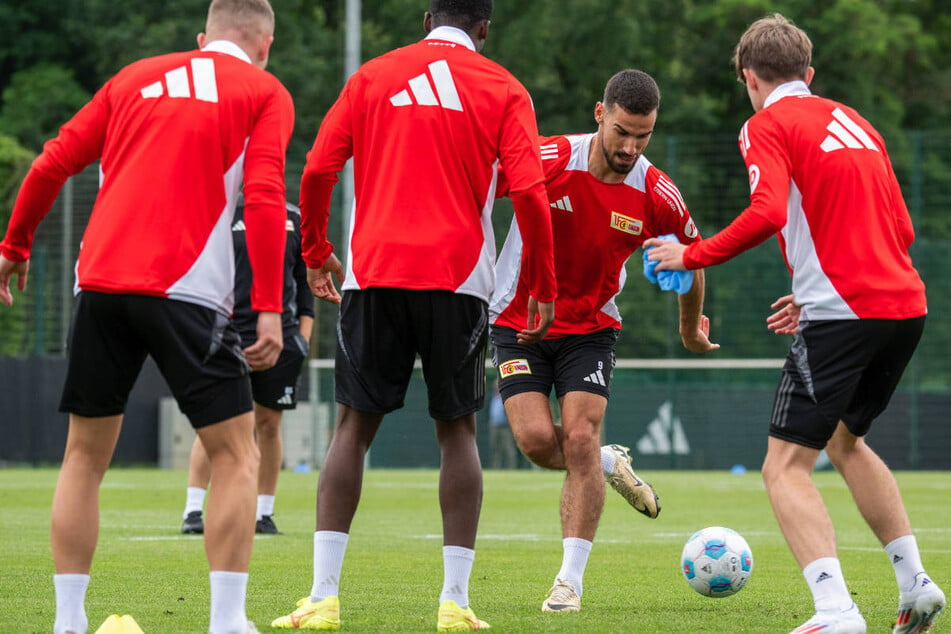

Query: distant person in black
[181,195,314,535]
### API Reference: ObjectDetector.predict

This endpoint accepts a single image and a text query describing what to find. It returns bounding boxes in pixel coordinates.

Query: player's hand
[517,297,554,344]
[307,253,343,304]
[766,294,801,335]
[245,311,283,370]
[681,314,720,353]
[0,255,29,307]
[643,238,688,271]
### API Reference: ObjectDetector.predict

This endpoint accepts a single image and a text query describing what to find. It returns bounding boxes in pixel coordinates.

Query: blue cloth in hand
[642,234,694,295]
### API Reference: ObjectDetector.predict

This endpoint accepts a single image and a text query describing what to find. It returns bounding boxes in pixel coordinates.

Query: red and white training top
[300,26,555,303]
[491,133,700,337]
[684,81,925,320]
[0,40,294,315]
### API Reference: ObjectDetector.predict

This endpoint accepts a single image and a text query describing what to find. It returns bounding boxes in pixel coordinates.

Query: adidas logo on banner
[389,60,462,111]
[141,58,219,102]
[816,572,833,583]
[820,108,880,153]
[636,401,690,455]
[550,195,573,212]
[583,369,606,386]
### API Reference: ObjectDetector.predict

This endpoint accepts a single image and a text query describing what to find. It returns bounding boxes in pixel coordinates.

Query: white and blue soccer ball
[680,526,753,598]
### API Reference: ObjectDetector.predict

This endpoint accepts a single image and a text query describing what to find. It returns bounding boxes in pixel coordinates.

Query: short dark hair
[602,69,660,116]
[430,0,493,31]
[733,13,812,83]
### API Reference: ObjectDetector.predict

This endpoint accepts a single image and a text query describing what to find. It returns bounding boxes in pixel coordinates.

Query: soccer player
[270,1,556,630]
[0,1,294,632]
[645,14,945,634]
[181,196,314,537]
[490,69,717,614]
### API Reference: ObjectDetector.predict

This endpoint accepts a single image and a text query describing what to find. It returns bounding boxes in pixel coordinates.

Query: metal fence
[3,130,951,381]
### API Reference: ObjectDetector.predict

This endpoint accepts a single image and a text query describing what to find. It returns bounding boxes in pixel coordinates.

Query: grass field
[0,468,948,633]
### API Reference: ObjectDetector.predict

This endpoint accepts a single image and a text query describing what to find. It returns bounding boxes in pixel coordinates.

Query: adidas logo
[583,369,606,386]
[636,401,690,455]
[893,554,904,564]
[540,143,559,161]
[816,572,833,583]
[232,219,246,232]
[550,195,573,212]
[389,60,462,111]
[276,387,294,406]
[141,58,219,103]
[820,108,880,153]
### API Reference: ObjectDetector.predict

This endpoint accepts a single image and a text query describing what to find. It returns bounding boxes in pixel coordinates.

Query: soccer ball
[680,526,753,598]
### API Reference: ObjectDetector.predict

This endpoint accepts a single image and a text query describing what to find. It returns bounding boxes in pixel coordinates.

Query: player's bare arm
[766,294,801,335]
[517,297,554,344]
[677,269,719,352]
[643,237,688,271]
[245,311,283,370]
[307,253,343,304]
[0,255,29,307]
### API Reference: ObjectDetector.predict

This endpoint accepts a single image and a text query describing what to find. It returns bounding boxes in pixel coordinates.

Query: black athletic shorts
[60,291,253,428]
[251,333,308,410]
[769,316,925,449]
[334,288,488,420]
[490,325,618,401]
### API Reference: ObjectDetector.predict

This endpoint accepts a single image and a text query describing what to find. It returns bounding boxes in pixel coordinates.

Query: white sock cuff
[885,534,917,554]
[563,537,593,554]
[257,494,276,519]
[315,530,350,546]
[54,573,90,586]
[443,545,475,562]
[600,446,617,475]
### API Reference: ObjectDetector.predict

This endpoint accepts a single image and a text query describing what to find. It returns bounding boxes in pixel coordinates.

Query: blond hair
[733,13,812,84]
[206,0,275,41]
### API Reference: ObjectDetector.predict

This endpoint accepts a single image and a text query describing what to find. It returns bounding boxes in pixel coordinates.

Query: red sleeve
[645,166,701,243]
[243,82,295,313]
[299,80,356,269]
[884,152,915,250]
[511,184,556,302]
[683,207,781,268]
[1,88,110,261]
[499,87,555,302]
[682,114,790,269]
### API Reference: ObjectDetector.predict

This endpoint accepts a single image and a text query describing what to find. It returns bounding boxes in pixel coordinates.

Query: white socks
[440,546,475,608]
[599,446,617,476]
[184,486,207,517]
[886,534,927,593]
[209,571,249,634]
[311,531,349,601]
[256,495,275,520]
[556,537,593,597]
[53,574,89,634]
[803,557,853,613]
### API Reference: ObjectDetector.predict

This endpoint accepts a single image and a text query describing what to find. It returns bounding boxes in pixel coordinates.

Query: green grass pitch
[0,468,948,633]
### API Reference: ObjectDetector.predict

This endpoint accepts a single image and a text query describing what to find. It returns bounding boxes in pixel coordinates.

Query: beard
[601,143,637,175]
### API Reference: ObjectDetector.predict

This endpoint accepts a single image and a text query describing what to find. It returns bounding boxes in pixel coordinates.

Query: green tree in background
[0,0,948,362]
[0,134,35,355]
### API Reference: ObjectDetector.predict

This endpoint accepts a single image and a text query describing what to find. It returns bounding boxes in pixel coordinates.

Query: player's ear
[594,102,604,126]
[196,32,207,48]
[423,11,433,33]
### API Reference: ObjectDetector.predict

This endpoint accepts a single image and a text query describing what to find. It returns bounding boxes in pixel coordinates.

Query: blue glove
[642,234,694,295]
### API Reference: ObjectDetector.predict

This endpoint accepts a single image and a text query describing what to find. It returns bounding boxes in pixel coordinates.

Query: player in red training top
[490,69,718,614]
[646,14,944,634]
[272,1,556,631]
[0,2,293,633]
